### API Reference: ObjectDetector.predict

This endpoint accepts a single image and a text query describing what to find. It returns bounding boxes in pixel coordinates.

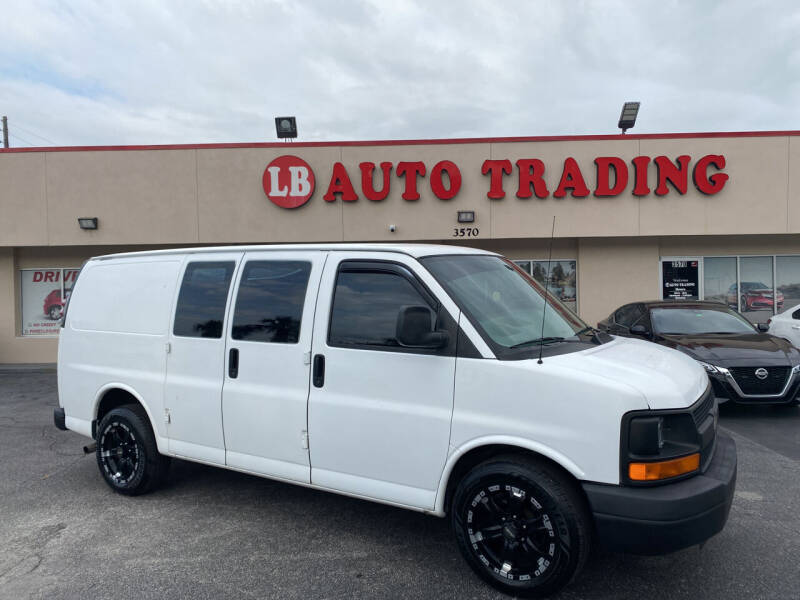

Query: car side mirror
[396,305,449,349]
[630,324,651,337]
[757,322,769,332]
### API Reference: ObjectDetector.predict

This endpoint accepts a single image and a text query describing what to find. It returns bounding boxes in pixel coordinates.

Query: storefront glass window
[703,257,737,307]
[776,256,800,316]
[20,268,80,336]
[513,260,578,313]
[739,256,774,324]
[534,260,577,313]
[512,260,532,276]
[662,255,796,324]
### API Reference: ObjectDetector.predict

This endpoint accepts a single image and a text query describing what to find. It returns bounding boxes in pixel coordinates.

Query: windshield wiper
[575,326,595,336]
[509,336,565,349]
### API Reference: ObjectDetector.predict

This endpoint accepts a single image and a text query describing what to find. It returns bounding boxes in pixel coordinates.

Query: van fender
[433,435,586,516]
[93,383,168,454]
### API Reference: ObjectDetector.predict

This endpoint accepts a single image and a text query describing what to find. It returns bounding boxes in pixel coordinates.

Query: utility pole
[2,116,8,148]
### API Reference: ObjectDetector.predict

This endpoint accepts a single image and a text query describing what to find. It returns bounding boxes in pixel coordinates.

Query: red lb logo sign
[262,155,315,208]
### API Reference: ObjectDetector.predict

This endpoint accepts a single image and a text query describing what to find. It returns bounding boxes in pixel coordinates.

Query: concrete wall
[1,133,798,248]
[578,237,661,325]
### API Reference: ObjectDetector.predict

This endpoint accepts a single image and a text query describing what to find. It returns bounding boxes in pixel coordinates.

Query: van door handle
[229,348,239,379]
[312,354,325,388]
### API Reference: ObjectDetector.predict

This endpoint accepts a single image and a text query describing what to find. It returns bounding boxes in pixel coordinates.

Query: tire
[451,455,591,598]
[740,296,747,312]
[47,305,61,320]
[95,404,170,495]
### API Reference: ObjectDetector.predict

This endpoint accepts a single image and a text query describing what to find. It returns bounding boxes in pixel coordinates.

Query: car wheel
[740,295,748,312]
[96,405,170,495]
[47,305,61,320]
[451,455,591,598]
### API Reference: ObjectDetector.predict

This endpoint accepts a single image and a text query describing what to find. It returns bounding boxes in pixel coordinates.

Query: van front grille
[690,387,715,428]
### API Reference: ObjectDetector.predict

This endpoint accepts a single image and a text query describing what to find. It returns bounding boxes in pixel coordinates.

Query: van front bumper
[581,431,737,555]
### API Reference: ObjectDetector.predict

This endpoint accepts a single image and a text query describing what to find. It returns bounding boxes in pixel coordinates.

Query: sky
[1,0,799,147]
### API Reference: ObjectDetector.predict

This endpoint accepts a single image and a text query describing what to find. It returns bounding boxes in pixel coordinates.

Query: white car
[768,304,800,347]
[54,244,736,598]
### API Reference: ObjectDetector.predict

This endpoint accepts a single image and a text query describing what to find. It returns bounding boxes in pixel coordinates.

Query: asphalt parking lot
[1,370,799,600]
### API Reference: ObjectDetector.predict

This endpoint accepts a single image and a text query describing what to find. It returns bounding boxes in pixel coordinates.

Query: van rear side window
[173,262,235,339]
[232,261,311,343]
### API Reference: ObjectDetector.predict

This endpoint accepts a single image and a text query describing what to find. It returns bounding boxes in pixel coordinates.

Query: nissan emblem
[755,368,768,380]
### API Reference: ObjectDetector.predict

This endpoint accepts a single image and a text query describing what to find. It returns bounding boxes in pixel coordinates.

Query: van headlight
[623,412,702,484]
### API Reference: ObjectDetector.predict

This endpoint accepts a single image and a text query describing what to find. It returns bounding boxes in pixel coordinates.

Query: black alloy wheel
[96,405,170,495]
[99,419,140,485]
[452,455,591,598]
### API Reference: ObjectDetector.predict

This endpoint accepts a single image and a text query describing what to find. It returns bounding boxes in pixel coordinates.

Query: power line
[8,131,37,147]
[12,122,58,145]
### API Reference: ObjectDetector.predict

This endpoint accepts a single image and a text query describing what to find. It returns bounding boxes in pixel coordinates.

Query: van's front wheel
[451,456,591,598]
[96,405,169,495]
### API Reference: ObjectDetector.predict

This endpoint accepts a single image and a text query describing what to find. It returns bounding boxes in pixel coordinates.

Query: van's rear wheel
[451,455,591,598]
[96,405,169,495]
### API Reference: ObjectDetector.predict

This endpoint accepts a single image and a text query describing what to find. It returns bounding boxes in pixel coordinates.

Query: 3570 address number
[453,227,479,237]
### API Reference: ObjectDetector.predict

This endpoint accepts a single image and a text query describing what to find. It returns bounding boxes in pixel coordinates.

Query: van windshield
[421,255,587,349]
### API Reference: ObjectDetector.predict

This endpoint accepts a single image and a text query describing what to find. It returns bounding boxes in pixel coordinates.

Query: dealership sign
[263,154,728,208]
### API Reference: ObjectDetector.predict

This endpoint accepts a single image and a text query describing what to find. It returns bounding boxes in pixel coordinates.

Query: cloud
[0,0,798,146]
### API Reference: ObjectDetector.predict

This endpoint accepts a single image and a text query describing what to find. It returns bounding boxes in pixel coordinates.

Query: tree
[532,262,546,284]
[551,263,566,283]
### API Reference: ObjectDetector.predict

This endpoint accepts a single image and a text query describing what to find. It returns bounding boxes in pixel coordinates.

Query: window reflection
[739,256,776,324]
[777,256,800,316]
[232,261,311,343]
[329,271,430,348]
[703,257,736,307]
[173,262,235,339]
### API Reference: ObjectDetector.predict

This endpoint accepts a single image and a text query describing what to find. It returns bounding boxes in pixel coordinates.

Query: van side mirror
[757,322,769,332]
[396,305,449,349]
[630,324,651,337]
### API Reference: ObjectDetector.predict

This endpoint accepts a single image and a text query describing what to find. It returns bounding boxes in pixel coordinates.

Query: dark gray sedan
[598,300,800,405]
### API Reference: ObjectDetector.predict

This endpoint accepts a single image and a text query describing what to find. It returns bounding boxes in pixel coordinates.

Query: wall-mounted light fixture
[77,217,98,230]
[275,116,297,139]
[457,210,475,223]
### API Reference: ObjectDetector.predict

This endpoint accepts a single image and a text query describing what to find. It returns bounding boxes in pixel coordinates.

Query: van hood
[658,333,800,368]
[549,336,707,410]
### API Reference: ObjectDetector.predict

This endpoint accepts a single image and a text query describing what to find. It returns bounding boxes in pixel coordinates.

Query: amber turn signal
[628,453,700,481]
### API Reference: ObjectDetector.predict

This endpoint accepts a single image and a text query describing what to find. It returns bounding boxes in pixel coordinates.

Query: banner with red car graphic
[20,269,79,336]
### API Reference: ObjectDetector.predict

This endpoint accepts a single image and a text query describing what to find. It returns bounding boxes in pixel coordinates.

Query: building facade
[2,130,799,363]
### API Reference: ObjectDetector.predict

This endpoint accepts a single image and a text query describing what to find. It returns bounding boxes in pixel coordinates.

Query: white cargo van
[55,244,736,597]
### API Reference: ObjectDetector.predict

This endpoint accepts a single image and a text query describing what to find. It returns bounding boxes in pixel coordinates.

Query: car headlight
[696,360,719,373]
[792,364,800,375]
[623,411,703,484]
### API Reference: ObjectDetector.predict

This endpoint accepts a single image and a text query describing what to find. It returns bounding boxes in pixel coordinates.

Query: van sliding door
[221,251,327,483]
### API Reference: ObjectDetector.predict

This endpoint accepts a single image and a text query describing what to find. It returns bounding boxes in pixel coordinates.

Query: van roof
[93,243,497,261]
